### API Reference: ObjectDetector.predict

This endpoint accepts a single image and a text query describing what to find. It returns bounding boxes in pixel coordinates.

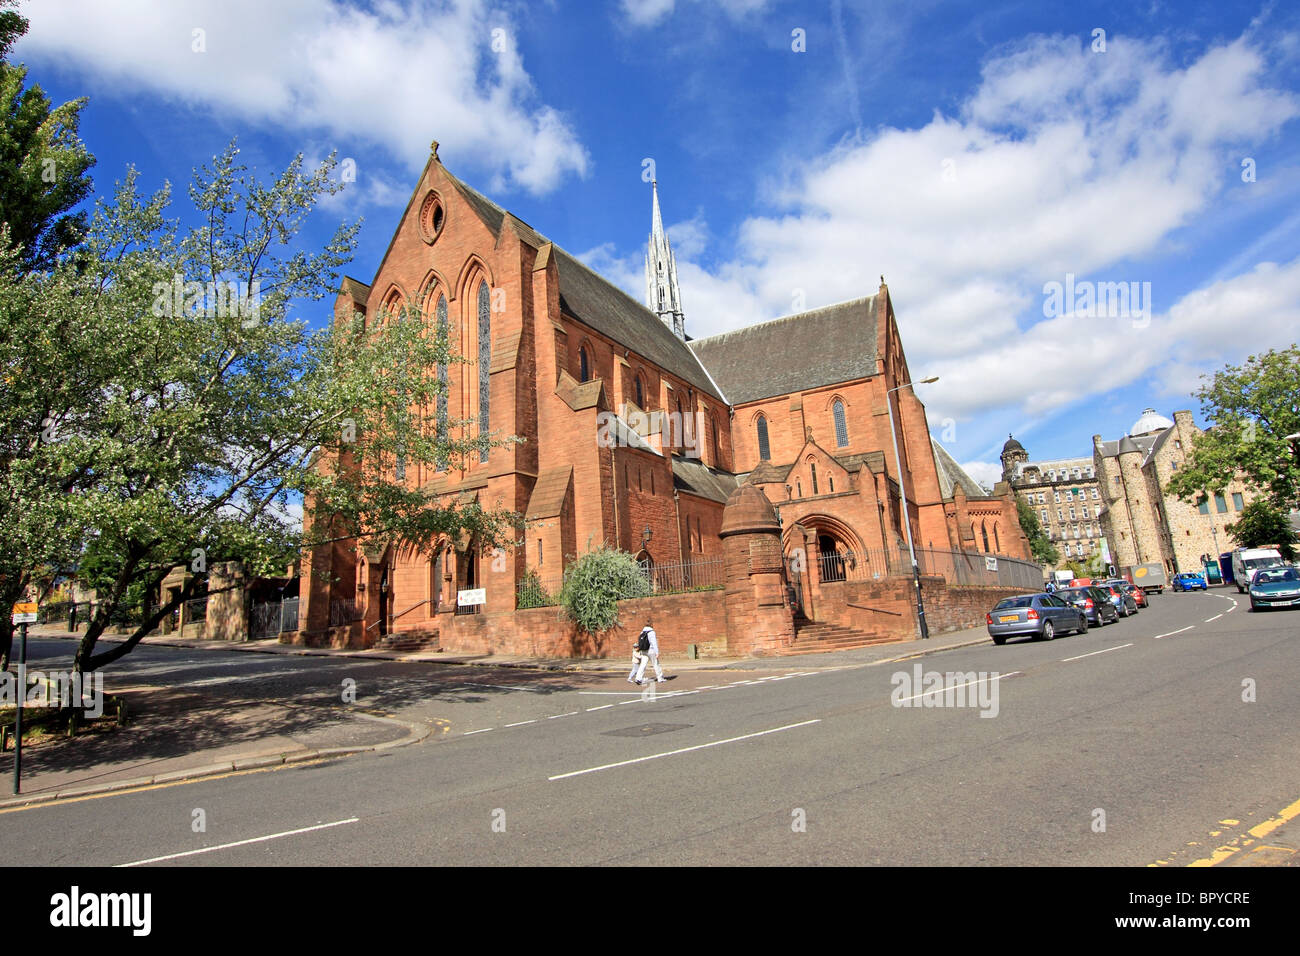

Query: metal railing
[329,598,362,628]
[814,547,1042,591]
[515,555,727,610]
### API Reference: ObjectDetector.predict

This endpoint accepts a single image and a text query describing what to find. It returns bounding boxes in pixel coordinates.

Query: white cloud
[959,460,1003,491]
[18,0,589,195]
[619,0,771,28]
[647,31,1299,427]
[620,0,676,27]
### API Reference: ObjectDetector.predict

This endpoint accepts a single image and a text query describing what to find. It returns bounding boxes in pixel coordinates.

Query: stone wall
[435,588,729,658]
[814,576,1031,642]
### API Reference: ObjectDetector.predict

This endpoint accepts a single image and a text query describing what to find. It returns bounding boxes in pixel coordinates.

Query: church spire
[645,179,686,341]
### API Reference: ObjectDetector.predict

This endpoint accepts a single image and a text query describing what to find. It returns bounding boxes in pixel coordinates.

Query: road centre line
[1154,626,1196,640]
[547,711,579,719]
[1061,644,1132,662]
[504,720,536,727]
[115,818,359,867]
[1205,614,1222,623]
[586,704,615,711]
[462,728,493,735]
[548,720,822,781]
[892,672,1021,706]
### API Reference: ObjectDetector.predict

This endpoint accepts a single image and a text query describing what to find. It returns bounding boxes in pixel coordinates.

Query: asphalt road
[3,589,1298,866]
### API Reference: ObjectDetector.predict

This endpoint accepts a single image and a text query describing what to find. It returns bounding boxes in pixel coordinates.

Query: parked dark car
[1172,571,1208,592]
[1248,567,1300,611]
[1055,586,1120,627]
[1099,582,1138,617]
[986,593,1087,645]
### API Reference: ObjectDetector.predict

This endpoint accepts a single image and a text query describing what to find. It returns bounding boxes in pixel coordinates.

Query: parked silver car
[987,593,1087,645]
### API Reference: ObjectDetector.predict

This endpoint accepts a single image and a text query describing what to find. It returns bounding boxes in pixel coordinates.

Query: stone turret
[719,485,794,655]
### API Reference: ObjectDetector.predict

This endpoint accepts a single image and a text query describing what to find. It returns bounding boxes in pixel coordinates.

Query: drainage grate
[602,723,694,738]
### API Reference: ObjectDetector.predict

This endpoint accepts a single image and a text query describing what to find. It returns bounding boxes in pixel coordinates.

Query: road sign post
[11,621,28,795]
[10,602,37,795]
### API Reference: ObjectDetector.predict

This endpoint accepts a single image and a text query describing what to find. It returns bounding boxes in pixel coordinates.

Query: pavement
[0,621,989,809]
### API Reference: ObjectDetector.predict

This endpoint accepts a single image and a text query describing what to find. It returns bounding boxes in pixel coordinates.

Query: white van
[1232,548,1284,593]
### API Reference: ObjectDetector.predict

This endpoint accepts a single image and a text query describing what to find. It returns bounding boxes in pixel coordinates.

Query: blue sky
[14,0,1300,488]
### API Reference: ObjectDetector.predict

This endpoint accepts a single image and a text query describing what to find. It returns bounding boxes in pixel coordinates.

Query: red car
[1122,583,1148,608]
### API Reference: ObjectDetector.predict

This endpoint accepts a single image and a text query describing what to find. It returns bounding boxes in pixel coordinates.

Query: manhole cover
[602,722,693,738]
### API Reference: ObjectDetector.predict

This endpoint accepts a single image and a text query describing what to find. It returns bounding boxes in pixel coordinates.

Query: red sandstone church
[297,144,1032,656]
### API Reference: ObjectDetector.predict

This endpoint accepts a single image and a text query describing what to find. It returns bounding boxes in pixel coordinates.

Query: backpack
[636,628,651,653]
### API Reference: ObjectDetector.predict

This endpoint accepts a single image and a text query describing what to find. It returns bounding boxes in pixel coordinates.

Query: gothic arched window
[832,399,848,448]
[635,374,645,409]
[477,280,491,463]
[435,294,449,470]
[711,415,720,464]
[757,415,770,461]
[578,345,589,383]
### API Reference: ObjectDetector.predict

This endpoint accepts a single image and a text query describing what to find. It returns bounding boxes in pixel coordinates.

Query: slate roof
[1096,434,1158,458]
[671,456,739,503]
[687,296,879,406]
[442,169,723,401]
[834,451,887,475]
[931,439,989,499]
[743,461,793,485]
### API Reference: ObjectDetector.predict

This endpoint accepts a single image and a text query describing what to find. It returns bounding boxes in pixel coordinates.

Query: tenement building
[298,144,1033,656]
[1093,409,1258,576]
[1000,438,1104,568]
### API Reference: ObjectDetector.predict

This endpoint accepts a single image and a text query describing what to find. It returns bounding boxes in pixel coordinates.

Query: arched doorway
[455,542,478,615]
[818,533,847,582]
[634,548,655,590]
[377,564,390,636]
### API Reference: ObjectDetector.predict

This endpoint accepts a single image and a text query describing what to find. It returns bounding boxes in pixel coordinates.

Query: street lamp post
[886,376,939,639]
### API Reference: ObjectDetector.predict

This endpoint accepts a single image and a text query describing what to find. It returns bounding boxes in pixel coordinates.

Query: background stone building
[1093,409,1258,575]
[1001,438,1104,568]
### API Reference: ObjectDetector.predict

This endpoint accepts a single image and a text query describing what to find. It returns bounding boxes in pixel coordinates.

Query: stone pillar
[720,485,795,656]
[207,561,248,642]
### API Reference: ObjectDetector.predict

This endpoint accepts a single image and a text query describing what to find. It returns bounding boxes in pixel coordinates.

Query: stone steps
[785,621,900,655]
[373,628,440,653]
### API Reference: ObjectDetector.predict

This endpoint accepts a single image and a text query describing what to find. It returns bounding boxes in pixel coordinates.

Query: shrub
[558,547,652,633]
[515,568,556,609]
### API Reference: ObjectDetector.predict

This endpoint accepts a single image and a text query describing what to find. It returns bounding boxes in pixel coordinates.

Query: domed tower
[1130,408,1173,437]
[1000,434,1028,484]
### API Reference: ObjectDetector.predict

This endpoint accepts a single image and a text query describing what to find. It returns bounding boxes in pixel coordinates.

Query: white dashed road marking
[548,720,822,781]
[1061,644,1132,662]
[116,818,360,867]
[891,671,1021,706]
[1154,626,1196,640]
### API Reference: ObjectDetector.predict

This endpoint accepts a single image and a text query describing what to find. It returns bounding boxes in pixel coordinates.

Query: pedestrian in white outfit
[627,618,664,684]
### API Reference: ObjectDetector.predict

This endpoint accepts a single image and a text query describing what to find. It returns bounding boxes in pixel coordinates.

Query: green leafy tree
[1,141,512,674]
[1015,495,1059,567]
[558,547,652,633]
[0,0,28,62]
[1167,347,1300,511]
[0,61,95,273]
[1227,500,1297,561]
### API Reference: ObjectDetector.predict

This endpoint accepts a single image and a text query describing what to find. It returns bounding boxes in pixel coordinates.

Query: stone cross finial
[430,140,440,159]
[805,426,813,442]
